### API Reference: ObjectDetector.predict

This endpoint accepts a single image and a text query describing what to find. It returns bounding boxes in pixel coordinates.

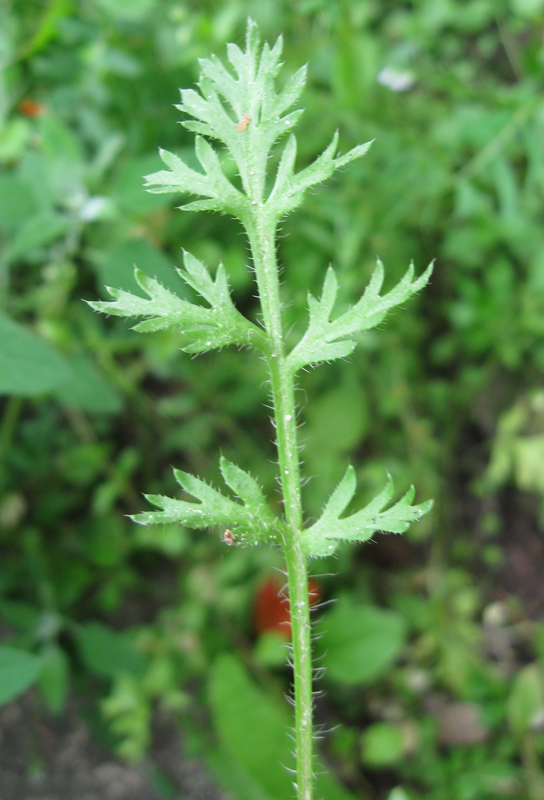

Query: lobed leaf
[268,136,373,217]
[145,148,210,196]
[271,65,308,118]
[141,19,314,217]
[88,252,267,354]
[288,260,434,373]
[87,269,208,332]
[132,457,284,546]
[301,467,432,558]
[141,18,371,229]
[144,146,247,218]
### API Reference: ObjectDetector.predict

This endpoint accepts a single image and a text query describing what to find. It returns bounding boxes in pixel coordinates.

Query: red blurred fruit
[253,575,322,639]
[19,99,46,118]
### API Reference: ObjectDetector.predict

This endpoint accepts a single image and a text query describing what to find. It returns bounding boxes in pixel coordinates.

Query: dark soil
[500,513,544,619]
[0,692,227,800]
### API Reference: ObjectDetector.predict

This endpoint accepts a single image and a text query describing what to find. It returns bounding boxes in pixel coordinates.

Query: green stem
[246,206,314,800]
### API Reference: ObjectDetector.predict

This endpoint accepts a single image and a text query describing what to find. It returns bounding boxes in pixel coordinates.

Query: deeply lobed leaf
[88,251,267,353]
[141,18,371,220]
[132,456,285,546]
[288,259,434,373]
[301,467,432,558]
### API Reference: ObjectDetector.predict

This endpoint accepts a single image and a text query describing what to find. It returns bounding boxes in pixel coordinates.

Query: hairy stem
[246,207,314,800]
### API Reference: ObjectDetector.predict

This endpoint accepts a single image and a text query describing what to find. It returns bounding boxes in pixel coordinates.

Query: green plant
[89,19,433,800]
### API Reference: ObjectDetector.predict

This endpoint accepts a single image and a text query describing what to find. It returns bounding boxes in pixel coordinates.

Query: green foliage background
[2,1,544,799]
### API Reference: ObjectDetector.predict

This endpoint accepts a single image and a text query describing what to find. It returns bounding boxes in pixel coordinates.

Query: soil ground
[0,692,227,800]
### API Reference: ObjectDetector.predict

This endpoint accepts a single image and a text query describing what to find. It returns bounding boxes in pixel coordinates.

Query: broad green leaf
[208,654,361,800]
[288,260,434,373]
[0,646,41,705]
[305,379,369,460]
[132,456,283,546]
[0,118,30,164]
[0,313,72,397]
[0,173,37,232]
[507,663,544,737]
[75,622,145,679]
[301,467,432,557]
[55,354,122,414]
[317,598,407,685]
[3,211,69,264]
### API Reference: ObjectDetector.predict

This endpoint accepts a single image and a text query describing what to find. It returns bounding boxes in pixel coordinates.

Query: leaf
[143,19,330,218]
[144,145,247,217]
[0,313,72,397]
[317,597,407,685]
[271,65,307,117]
[194,135,246,211]
[75,622,145,679]
[507,664,544,737]
[88,252,266,353]
[208,654,360,800]
[55,354,123,414]
[0,646,41,706]
[270,136,373,217]
[0,174,37,232]
[137,19,370,228]
[145,147,211,196]
[132,456,283,546]
[88,269,204,331]
[3,210,69,264]
[288,260,434,373]
[301,467,432,557]
[177,250,234,309]
[268,134,297,205]
[219,455,270,510]
[328,260,434,340]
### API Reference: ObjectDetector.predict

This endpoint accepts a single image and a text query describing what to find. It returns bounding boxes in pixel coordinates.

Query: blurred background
[1,1,544,798]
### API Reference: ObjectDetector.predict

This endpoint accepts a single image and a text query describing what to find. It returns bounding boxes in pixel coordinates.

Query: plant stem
[246,207,314,800]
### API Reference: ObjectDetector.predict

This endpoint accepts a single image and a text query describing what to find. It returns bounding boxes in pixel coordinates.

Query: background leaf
[317,597,407,685]
[75,622,145,679]
[0,314,72,397]
[0,646,41,706]
[208,654,361,800]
